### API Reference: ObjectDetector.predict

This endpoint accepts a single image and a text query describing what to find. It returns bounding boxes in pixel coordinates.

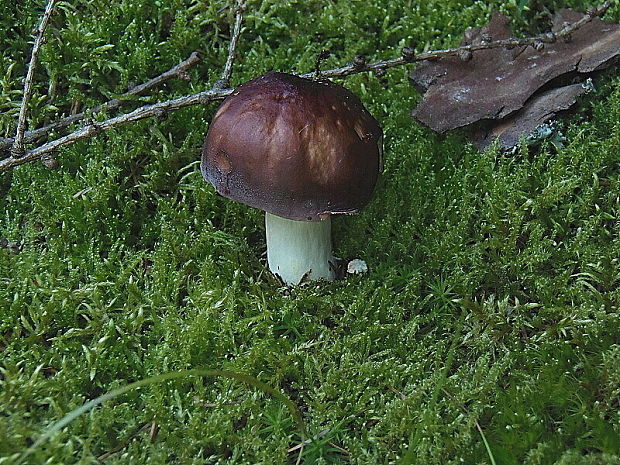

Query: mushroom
[201,72,383,285]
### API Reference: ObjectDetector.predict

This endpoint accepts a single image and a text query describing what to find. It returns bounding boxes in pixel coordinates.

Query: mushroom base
[265,212,335,285]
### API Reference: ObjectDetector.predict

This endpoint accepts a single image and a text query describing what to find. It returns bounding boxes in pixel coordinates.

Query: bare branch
[303,0,612,79]
[214,0,246,89]
[11,0,58,158]
[127,51,200,98]
[0,1,610,173]
[0,87,234,172]
[0,51,201,152]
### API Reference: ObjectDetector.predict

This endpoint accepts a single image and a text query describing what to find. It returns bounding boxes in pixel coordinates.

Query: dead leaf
[473,82,588,151]
[410,9,620,148]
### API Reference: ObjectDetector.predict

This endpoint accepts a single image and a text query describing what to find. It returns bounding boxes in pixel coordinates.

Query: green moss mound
[1,0,619,463]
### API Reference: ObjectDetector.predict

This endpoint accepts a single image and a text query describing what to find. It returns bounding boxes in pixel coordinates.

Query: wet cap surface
[201,72,383,221]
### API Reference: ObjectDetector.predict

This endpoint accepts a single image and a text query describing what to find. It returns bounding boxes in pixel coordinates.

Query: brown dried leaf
[410,10,620,135]
[472,82,588,151]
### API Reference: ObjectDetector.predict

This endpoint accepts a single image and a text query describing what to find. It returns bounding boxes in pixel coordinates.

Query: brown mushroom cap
[201,72,383,221]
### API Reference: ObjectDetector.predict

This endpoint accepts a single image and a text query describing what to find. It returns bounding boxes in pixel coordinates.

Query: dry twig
[301,0,611,79]
[10,0,58,158]
[0,87,234,171]
[97,422,152,461]
[215,0,246,89]
[287,427,331,453]
[0,52,201,152]
[0,1,611,173]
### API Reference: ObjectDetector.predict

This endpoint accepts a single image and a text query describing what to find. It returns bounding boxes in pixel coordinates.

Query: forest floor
[1,0,619,463]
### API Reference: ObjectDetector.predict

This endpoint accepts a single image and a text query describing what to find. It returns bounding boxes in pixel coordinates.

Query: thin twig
[149,421,159,443]
[295,443,303,465]
[97,422,151,461]
[302,0,611,80]
[287,428,331,453]
[123,51,200,99]
[328,442,350,455]
[0,52,201,152]
[313,50,331,79]
[0,1,610,173]
[0,87,234,171]
[387,384,406,399]
[10,0,58,158]
[214,0,246,89]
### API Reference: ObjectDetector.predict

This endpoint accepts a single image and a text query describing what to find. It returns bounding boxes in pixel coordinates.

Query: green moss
[1,0,619,463]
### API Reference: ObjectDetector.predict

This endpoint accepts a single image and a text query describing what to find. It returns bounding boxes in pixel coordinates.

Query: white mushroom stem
[265,212,335,285]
